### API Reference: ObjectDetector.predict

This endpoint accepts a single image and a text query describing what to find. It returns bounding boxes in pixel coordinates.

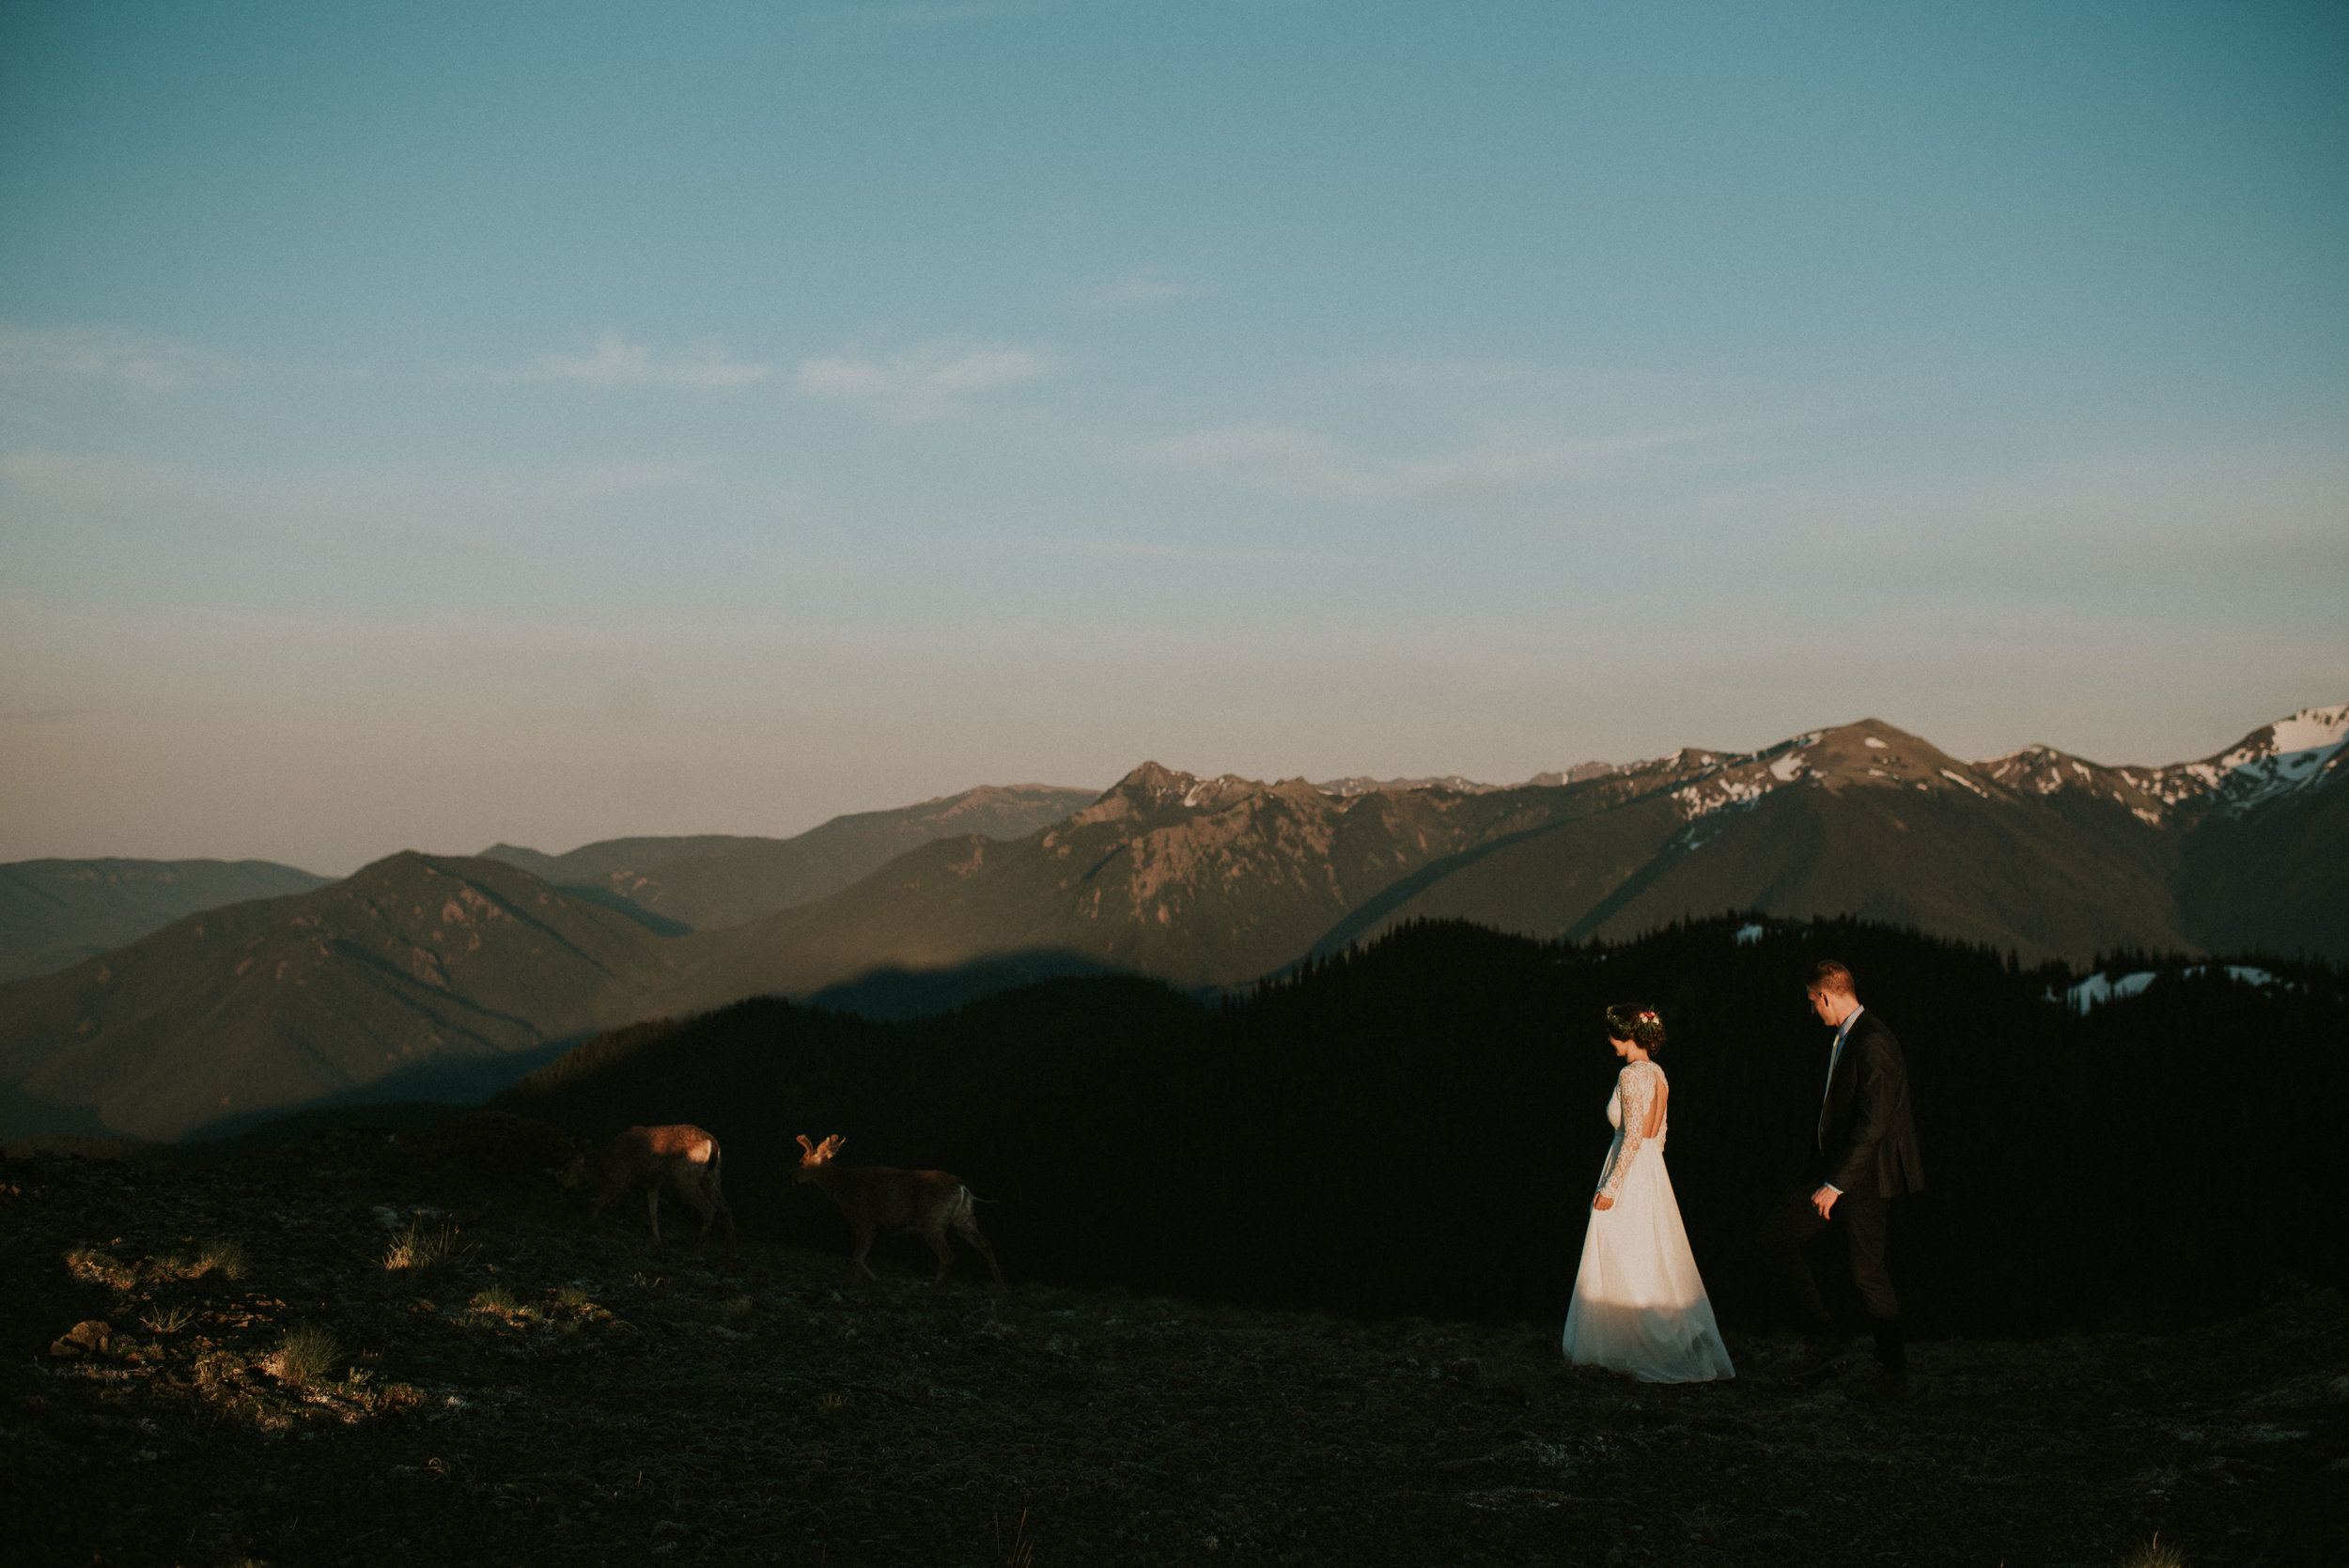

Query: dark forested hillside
[492,975,1206,1239]
[950,919,2349,1332]
[487,914,2344,1337]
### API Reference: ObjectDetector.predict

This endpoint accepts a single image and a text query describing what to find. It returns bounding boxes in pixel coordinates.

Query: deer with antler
[562,1124,738,1252]
[793,1134,1005,1294]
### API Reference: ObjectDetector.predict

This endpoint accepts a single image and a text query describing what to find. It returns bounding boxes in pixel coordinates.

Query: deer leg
[923,1222,955,1286]
[708,1176,739,1254]
[850,1221,879,1282]
[676,1171,716,1250]
[952,1203,1008,1295]
[646,1185,664,1248]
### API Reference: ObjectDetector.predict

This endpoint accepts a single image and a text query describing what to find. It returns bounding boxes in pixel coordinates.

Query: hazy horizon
[6,2,2344,874]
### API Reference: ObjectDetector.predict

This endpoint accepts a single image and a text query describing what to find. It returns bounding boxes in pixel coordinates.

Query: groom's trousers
[1756,1187,1904,1368]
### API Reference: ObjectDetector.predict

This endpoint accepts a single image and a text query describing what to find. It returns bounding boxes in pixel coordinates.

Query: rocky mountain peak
[2172,702,2349,811]
[1792,721,1968,786]
[1970,702,2346,822]
[1315,773,1503,797]
[1657,720,1999,825]
[1078,763,1294,825]
[1976,747,2167,823]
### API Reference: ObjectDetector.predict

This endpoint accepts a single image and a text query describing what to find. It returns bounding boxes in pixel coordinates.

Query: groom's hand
[1811,1185,1839,1219]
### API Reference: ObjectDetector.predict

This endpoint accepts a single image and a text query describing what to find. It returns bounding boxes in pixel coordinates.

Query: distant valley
[0,703,2340,1142]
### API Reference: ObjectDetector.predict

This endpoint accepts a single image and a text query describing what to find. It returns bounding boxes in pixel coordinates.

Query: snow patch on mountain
[2196,703,2349,811]
[2064,971,2156,1012]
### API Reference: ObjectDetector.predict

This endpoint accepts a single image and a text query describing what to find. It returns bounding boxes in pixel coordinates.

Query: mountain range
[0,784,1099,986]
[474,783,1097,933]
[0,702,2339,1141]
[0,859,330,984]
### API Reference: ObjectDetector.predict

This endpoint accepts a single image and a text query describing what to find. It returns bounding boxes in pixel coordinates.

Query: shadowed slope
[0,857,331,983]
[0,854,679,1140]
[493,974,1203,1239]
[646,761,1714,1003]
[478,784,1099,931]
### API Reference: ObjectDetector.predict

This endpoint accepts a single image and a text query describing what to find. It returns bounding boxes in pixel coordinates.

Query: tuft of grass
[140,1303,194,1334]
[383,1219,471,1278]
[996,1509,1034,1568]
[270,1323,339,1388]
[65,1246,138,1289]
[554,1281,594,1308]
[472,1283,519,1313]
[2120,1537,2187,1568]
[196,1239,250,1281]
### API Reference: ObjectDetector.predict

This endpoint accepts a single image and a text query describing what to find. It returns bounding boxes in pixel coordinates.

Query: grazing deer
[793,1134,1005,1294]
[562,1125,737,1252]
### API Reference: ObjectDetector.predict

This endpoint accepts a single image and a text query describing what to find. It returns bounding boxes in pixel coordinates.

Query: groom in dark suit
[1758,958,1925,1391]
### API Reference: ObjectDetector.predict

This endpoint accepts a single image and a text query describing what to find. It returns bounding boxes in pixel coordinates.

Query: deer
[792,1134,1005,1295]
[561,1124,737,1253]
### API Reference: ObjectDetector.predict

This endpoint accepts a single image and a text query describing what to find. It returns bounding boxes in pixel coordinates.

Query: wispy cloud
[511,332,772,390]
[0,324,235,392]
[0,447,701,553]
[827,0,1099,29]
[993,536,1315,566]
[1140,425,1714,504]
[795,339,1059,422]
[1084,266,1208,309]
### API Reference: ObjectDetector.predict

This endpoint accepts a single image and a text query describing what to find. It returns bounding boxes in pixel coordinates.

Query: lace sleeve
[1598,1063,1655,1202]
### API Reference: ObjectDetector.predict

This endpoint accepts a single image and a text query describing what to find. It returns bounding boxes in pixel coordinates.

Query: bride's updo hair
[1605,1003,1666,1055]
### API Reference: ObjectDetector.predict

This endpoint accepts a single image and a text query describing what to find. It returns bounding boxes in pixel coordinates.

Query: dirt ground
[2,1125,2341,1567]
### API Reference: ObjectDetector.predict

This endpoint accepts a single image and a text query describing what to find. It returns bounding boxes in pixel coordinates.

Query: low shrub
[196,1239,250,1281]
[383,1220,471,1278]
[270,1323,339,1387]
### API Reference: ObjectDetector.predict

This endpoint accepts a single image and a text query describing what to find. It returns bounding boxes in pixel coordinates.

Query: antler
[796,1134,816,1157]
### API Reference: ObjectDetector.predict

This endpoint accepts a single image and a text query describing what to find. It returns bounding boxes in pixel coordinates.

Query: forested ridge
[500,914,2347,1336]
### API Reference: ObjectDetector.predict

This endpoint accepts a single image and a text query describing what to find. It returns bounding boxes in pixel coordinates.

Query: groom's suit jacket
[1816,1011,1926,1199]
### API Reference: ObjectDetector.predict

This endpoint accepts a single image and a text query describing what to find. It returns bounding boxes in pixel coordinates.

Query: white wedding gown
[1561,1060,1735,1383]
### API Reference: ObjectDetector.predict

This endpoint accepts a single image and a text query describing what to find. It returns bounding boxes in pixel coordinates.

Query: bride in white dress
[1561,1004,1735,1383]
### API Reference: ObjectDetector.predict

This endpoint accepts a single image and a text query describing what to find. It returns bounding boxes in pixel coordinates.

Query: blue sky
[3,0,2343,871]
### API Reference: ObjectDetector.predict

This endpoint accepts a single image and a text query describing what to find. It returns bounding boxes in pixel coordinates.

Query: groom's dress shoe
[1785,1335,1848,1386]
